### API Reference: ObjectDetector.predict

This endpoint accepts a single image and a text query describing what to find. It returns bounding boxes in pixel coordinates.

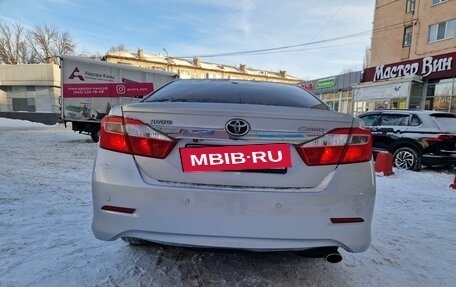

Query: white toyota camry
[92,79,376,263]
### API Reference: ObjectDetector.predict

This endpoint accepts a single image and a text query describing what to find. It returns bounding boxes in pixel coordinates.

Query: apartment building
[354,0,456,114]
[103,49,302,85]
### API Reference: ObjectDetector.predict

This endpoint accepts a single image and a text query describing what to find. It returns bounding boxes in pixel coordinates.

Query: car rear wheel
[392,147,421,171]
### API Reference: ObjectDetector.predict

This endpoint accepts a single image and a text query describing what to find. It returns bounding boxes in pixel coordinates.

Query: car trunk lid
[116,102,366,189]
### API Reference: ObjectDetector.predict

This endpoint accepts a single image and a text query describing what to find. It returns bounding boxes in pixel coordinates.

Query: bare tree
[108,44,128,52]
[0,22,76,64]
[28,24,75,63]
[0,22,31,64]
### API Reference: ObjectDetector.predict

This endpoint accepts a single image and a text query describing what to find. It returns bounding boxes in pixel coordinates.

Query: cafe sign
[316,77,336,89]
[363,52,456,82]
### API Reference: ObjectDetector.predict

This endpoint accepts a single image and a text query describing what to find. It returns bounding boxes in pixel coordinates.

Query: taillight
[296,127,372,166]
[426,134,454,142]
[100,115,177,158]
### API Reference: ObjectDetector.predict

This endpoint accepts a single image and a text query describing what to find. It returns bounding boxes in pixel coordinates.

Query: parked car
[358,110,456,171]
[92,79,376,263]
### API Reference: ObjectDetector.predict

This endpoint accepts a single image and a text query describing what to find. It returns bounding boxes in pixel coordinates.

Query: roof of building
[105,50,301,81]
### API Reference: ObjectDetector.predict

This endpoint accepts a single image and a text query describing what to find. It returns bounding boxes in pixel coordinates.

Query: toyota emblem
[225,119,250,137]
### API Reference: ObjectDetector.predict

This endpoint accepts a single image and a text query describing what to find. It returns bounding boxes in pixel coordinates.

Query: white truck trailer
[60,56,178,142]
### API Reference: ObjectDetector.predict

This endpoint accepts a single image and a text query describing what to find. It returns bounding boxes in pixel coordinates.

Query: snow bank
[0,118,455,287]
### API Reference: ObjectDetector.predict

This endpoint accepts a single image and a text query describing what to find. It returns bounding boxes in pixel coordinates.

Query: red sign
[302,82,314,91]
[179,143,292,172]
[363,51,456,82]
[63,83,154,98]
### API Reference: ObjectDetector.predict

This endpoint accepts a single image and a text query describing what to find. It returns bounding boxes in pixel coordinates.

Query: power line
[375,0,403,10]
[311,0,349,41]
[243,40,368,56]
[174,19,408,59]
[175,31,371,58]
[185,0,255,50]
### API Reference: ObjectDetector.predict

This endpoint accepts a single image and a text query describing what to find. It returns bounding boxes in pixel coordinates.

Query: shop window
[451,96,456,113]
[403,26,413,47]
[433,96,450,111]
[375,100,389,110]
[428,19,456,42]
[426,78,455,111]
[409,82,423,109]
[339,91,352,115]
[321,92,336,101]
[391,98,407,109]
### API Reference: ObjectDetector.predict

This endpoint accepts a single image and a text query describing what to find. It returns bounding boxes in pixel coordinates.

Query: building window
[432,0,445,5]
[403,26,413,46]
[177,69,191,79]
[406,0,415,13]
[428,19,456,42]
[12,98,36,112]
[0,86,13,92]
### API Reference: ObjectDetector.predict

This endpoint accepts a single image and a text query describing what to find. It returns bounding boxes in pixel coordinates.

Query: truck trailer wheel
[91,126,100,143]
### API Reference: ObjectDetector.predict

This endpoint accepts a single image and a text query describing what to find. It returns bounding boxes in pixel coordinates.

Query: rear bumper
[92,149,376,253]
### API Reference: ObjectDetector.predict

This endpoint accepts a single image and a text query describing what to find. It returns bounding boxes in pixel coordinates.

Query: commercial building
[299,71,362,115]
[0,64,61,124]
[354,0,456,113]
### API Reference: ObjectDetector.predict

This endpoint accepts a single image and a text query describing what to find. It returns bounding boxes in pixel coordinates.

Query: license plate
[179,143,292,172]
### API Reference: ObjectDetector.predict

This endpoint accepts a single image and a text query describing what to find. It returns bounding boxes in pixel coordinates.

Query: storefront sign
[363,52,456,82]
[316,77,336,89]
[354,81,410,101]
[301,82,314,91]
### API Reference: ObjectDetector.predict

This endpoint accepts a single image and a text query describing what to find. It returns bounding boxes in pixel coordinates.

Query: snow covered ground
[1,117,455,287]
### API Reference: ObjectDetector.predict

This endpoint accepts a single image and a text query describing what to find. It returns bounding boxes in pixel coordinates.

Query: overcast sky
[0,0,375,80]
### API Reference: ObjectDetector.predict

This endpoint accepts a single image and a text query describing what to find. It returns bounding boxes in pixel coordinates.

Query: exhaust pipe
[295,247,343,263]
[325,251,342,263]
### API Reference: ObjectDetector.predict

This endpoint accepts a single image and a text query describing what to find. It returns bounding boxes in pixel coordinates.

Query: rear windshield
[143,80,329,110]
[431,113,456,133]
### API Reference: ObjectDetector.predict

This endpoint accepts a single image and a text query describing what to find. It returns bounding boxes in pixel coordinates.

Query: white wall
[0,90,7,112]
